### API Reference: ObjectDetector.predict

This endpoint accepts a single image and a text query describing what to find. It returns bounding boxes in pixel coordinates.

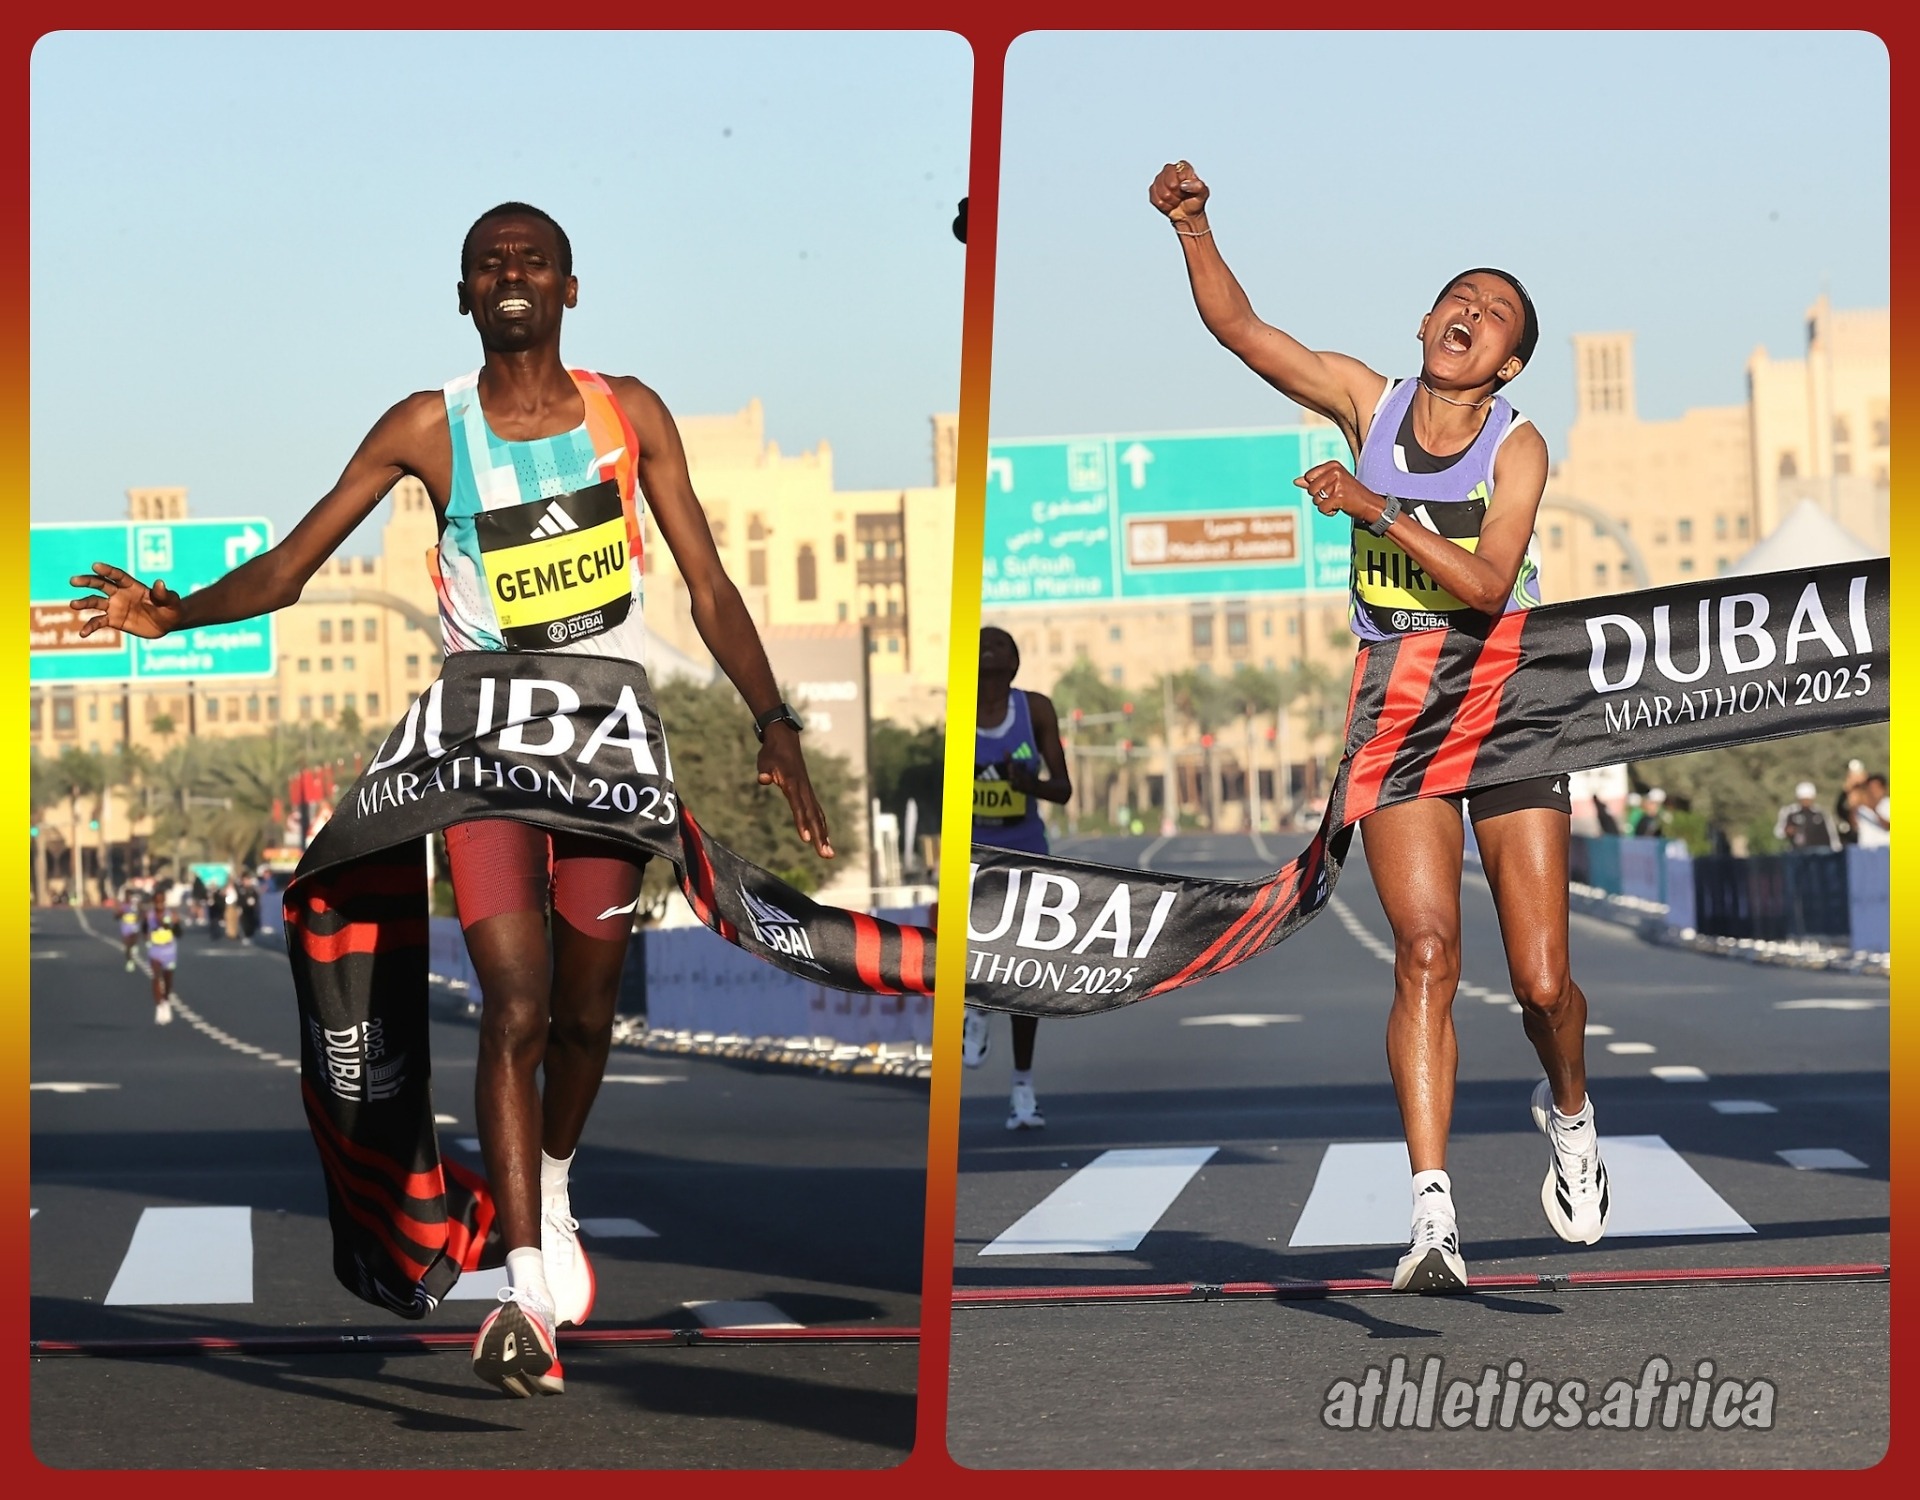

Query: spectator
[1852,774,1890,850]
[1775,781,1842,851]
[1624,790,1644,834]
[1835,760,1868,845]
[1636,788,1668,838]
[1593,799,1620,837]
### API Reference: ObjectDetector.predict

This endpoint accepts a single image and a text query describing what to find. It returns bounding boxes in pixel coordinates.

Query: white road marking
[1606,1041,1657,1055]
[105,1206,254,1304]
[455,1138,482,1153]
[1585,1024,1615,1036]
[1651,1065,1710,1082]
[600,1075,688,1085]
[30,1082,121,1094]
[1136,835,1173,869]
[1288,1136,1756,1245]
[444,1267,512,1300]
[71,909,297,1070]
[1601,1136,1754,1236]
[980,1147,1217,1256]
[1711,1100,1778,1115]
[1777,1148,1868,1171]
[1179,1014,1302,1028]
[1775,998,1887,1011]
[579,1217,658,1239]
[1288,1142,1411,1247]
[433,1113,458,1125]
[685,1299,801,1329]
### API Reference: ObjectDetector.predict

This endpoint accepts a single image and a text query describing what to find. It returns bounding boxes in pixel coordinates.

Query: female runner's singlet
[1347,376,1542,643]
[974,688,1050,856]
[431,368,649,661]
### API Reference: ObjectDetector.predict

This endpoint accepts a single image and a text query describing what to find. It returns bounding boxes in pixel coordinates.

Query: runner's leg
[1010,1015,1039,1074]
[1473,807,1587,1113]
[1360,797,1465,1173]
[542,835,645,1156]
[448,819,553,1256]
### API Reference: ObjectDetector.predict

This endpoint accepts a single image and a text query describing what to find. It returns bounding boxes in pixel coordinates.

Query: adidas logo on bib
[530,501,581,539]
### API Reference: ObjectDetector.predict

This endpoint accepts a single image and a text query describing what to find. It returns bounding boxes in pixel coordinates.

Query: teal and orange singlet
[429,368,649,661]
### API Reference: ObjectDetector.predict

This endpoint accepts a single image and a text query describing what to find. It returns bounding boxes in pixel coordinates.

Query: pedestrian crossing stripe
[979,1148,1216,1256]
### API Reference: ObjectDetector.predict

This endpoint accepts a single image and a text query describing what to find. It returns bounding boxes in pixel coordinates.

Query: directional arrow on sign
[225,526,266,569]
[986,457,1014,493]
[1120,442,1154,489]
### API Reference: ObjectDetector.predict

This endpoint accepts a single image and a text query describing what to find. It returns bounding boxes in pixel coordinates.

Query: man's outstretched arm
[619,377,836,859]
[70,392,444,638]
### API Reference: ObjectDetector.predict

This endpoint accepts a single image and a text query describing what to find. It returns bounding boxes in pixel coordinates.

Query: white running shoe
[1532,1080,1610,1244]
[471,1287,564,1397]
[961,1009,990,1068]
[125,957,135,973]
[1392,1197,1468,1293]
[1006,1079,1045,1130]
[541,1197,595,1329]
[154,1001,173,1026]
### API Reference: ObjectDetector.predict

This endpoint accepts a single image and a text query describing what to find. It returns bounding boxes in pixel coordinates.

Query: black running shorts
[1441,772,1572,824]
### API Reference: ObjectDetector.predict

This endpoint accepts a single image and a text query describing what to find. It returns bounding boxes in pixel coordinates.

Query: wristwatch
[753,701,805,742]
[1366,494,1403,536]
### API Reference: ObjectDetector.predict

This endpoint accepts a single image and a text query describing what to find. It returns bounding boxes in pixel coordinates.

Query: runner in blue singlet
[965,627,1073,1129]
[1152,160,1607,1294]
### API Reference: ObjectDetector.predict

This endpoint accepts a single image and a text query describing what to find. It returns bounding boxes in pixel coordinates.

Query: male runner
[72,203,835,1394]
[964,626,1072,1128]
[1151,161,1608,1292]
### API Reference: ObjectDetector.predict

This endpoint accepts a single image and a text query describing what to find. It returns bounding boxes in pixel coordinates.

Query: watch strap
[753,701,803,742]
[1367,494,1403,536]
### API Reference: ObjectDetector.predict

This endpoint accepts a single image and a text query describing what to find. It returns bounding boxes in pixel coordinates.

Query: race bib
[974,764,1028,824]
[472,480,634,650]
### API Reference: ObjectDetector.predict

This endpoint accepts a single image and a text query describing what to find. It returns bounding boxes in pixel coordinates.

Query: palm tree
[106,743,155,880]
[1226,665,1284,831]
[30,751,60,907]
[1165,669,1237,828]
[53,747,107,904]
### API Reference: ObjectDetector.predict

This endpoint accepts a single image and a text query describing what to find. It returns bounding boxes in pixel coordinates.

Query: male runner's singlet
[1347,377,1542,643]
[975,689,1050,855]
[431,369,649,660]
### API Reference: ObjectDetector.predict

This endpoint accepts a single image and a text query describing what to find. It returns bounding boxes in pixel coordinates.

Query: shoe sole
[472,1305,564,1397]
[1005,1117,1046,1131]
[1533,1081,1609,1245]
[1392,1246,1468,1294]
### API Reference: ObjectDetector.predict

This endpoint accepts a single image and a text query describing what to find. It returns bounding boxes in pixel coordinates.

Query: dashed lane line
[70,909,301,1072]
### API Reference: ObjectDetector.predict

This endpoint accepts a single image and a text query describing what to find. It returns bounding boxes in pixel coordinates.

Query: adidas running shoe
[1532,1079,1610,1244]
[471,1287,564,1397]
[541,1197,595,1329]
[1006,1079,1045,1131]
[1392,1203,1468,1293]
[962,1008,990,1068]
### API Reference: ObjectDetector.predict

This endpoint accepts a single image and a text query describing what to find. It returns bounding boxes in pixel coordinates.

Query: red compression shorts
[443,819,646,943]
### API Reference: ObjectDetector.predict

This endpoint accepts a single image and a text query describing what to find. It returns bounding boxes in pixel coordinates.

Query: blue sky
[990,31,1889,459]
[31,31,971,548]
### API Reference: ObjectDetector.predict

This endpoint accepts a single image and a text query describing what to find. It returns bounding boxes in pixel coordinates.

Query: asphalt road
[949,832,1890,1469]
[30,906,925,1469]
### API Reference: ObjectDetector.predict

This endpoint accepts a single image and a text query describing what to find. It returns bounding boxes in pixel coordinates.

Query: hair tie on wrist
[1172,225,1213,240]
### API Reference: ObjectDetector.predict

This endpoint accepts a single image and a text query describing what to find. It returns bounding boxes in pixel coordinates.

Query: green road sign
[30,519,277,683]
[982,426,1353,606]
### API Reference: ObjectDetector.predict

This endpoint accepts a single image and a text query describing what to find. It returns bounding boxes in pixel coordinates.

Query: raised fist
[1149,160,1210,222]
